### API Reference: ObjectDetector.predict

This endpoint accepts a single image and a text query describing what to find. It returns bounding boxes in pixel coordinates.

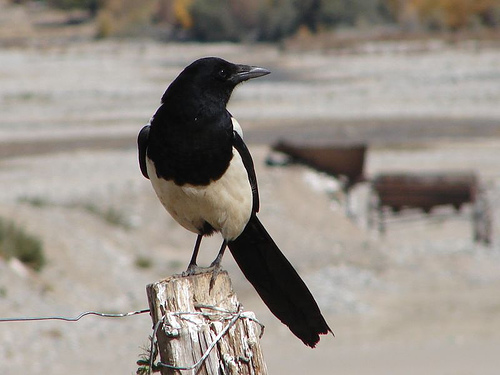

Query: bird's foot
[182,263,200,277]
[208,260,223,290]
[180,259,224,287]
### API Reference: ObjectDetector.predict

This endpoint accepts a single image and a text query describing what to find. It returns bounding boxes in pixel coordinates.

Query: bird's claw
[182,263,199,277]
[209,260,223,290]
[181,258,223,290]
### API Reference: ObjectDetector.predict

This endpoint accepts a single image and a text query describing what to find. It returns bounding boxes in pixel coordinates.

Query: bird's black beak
[231,64,270,84]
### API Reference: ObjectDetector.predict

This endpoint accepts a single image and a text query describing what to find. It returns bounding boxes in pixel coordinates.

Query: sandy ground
[1,18,500,375]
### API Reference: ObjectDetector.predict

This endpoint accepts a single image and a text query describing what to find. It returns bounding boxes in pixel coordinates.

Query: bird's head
[162,57,270,107]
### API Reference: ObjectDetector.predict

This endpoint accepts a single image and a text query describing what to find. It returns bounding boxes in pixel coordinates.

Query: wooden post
[146,270,268,375]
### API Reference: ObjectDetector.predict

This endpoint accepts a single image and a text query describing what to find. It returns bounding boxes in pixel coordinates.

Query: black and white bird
[138,57,331,347]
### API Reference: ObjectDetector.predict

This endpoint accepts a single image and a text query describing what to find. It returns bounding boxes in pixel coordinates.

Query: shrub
[187,0,393,42]
[135,255,153,269]
[18,196,51,208]
[46,0,99,14]
[82,204,132,230]
[96,0,157,37]
[189,0,240,41]
[320,0,392,27]
[0,218,45,272]
[387,0,500,30]
[255,0,301,41]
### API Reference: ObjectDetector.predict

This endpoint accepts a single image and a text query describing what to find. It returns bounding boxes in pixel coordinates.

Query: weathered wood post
[146,270,268,375]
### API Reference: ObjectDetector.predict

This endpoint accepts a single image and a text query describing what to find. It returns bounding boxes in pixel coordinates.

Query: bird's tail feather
[228,215,332,347]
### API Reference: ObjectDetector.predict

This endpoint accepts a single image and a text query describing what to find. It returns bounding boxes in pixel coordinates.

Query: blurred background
[1,0,500,374]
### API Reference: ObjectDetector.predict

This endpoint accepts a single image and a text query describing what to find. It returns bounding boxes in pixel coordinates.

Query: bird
[138,57,332,347]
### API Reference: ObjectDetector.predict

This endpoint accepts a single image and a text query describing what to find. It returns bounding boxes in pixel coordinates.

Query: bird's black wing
[138,124,150,179]
[232,130,259,213]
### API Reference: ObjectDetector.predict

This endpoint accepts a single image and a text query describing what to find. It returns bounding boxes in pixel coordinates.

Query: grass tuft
[135,255,153,269]
[0,218,45,272]
[18,196,52,208]
[83,204,131,230]
[18,196,131,230]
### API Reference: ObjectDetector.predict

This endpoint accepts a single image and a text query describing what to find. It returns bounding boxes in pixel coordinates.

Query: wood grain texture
[147,270,267,375]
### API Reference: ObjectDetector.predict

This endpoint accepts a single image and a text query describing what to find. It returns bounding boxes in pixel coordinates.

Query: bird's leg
[210,240,227,268]
[184,235,203,276]
[209,240,227,289]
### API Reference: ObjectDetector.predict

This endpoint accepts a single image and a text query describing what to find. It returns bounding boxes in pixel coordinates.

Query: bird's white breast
[146,148,252,241]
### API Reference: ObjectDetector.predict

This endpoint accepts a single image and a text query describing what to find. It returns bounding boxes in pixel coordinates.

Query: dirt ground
[1,12,500,375]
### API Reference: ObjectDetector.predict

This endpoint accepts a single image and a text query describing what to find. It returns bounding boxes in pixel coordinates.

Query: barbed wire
[1,304,265,375]
[139,303,265,375]
[0,308,150,323]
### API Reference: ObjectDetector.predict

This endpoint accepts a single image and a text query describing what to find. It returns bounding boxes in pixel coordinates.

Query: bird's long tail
[228,215,332,347]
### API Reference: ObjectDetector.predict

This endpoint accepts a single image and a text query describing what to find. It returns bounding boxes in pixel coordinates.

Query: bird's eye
[218,68,229,80]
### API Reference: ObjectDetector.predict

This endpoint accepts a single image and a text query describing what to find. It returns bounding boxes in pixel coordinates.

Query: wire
[144,304,265,374]
[0,308,150,323]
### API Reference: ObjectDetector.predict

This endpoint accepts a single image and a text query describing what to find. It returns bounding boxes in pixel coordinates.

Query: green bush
[41,0,500,41]
[46,0,99,13]
[82,204,131,230]
[320,0,392,27]
[256,0,301,41]
[96,0,157,37]
[0,218,45,272]
[134,255,153,269]
[186,0,393,42]
[187,0,305,41]
[189,0,240,41]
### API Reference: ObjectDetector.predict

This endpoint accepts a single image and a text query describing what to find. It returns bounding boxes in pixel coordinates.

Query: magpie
[138,57,331,347]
